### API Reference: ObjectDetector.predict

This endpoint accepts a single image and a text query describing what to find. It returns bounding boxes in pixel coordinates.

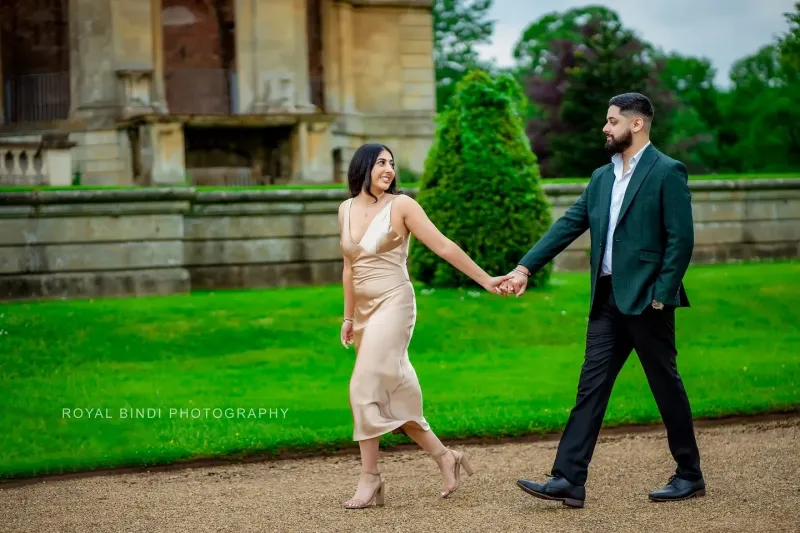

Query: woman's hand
[341,320,354,348]
[482,274,513,295]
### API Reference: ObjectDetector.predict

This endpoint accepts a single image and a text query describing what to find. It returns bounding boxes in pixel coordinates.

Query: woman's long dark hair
[347,143,400,202]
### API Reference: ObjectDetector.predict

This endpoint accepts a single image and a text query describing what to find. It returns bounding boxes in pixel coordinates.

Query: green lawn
[0,261,798,480]
[0,172,798,193]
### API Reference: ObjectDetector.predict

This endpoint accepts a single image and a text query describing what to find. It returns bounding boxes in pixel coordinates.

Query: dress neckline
[347,196,394,247]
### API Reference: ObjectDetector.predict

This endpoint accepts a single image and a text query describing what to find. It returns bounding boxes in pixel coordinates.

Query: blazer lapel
[616,144,658,225]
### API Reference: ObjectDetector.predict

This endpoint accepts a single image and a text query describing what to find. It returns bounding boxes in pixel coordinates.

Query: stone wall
[323,1,436,179]
[545,180,800,271]
[1,0,436,187]
[1,179,798,301]
[0,189,191,300]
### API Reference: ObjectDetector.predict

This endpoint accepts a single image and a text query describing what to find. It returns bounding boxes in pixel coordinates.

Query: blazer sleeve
[517,171,594,274]
[653,161,694,303]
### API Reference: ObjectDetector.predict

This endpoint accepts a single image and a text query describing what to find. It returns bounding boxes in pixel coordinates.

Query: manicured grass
[0,173,798,193]
[0,261,798,480]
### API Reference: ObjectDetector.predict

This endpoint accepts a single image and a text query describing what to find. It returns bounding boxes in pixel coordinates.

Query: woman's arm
[398,196,501,291]
[338,202,356,320]
[342,256,355,319]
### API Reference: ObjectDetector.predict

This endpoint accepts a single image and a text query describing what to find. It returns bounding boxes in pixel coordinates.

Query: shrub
[396,166,421,186]
[409,70,553,289]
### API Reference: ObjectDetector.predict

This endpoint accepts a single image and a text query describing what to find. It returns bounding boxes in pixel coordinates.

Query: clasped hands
[483,266,530,297]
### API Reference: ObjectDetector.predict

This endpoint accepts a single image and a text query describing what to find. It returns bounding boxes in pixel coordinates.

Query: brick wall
[0,0,69,76]
[162,0,235,114]
[1,0,70,122]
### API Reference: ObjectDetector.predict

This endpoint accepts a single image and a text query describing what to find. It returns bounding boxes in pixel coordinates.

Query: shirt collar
[611,141,651,166]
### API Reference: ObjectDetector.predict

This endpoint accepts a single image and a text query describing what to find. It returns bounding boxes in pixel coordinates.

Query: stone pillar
[41,135,78,186]
[306,122,335,182]
[112,0,154,70]
[294,121,309,181]
[234,0,255,113]
[112,0,161,118]
[321,0,340,113]
[0,36,4,124]
[150,0,168,113]
[69,0,119,124]
[70,0,164,122]
[336,1,356,113]
[293,0,313,111]
[140,122,186,185]
[235,0,315,114]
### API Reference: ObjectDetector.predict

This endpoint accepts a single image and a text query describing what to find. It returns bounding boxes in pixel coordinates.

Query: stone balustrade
[0,136,75,187]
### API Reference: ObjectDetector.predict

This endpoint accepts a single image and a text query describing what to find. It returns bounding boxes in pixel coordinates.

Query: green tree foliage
[780,1,800,80]
[410,71,553,289]
[511,2,800,177]
[512,5,620,78]
[715,1,800,173]
[433,0,496,111]
[657,53,722,173]
[518,11,675,177]
[719,43,800,172]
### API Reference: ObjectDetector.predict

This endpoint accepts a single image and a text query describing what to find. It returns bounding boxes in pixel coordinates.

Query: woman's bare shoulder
[392,193,418,211]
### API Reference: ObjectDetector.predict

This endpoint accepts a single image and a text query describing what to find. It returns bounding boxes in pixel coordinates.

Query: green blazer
[519,144,694,316]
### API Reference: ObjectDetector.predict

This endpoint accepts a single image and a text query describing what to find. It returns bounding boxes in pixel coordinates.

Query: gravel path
[2,416,799,533]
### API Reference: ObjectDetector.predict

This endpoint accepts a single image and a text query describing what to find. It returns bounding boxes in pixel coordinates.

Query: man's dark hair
[609,92,654,124]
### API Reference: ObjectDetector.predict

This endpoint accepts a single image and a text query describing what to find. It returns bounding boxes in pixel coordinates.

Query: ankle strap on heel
[432,447,451,460]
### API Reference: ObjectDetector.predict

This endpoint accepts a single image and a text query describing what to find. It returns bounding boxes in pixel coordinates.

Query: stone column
[70,0,164,122]
[294,121,309,180]
[140,122,186,185]
[236,0,315,114]
[150,0,168,113]
[69,0,119,124]
[337,0,356,113]
[0,36,4,124]
[293,0,313,111]
[112,0,160,118]
[234,0,256,113]
[321,0,340,113]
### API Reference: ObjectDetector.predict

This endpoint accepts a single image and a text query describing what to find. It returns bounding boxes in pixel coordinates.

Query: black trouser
[551,276,702,486]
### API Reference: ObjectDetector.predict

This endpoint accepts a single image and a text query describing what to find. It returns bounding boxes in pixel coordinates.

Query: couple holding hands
[338,93,705,510]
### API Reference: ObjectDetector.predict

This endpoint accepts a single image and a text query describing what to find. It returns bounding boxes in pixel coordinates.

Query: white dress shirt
[601,141,651,276]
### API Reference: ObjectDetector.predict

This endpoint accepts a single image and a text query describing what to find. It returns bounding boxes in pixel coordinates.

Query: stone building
[0,0,436,186]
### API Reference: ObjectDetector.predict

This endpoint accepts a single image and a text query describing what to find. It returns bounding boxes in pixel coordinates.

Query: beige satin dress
[341,196,431,441]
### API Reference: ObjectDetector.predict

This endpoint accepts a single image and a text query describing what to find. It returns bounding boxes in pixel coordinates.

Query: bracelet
[343,318,353,323]
[513,268,530,277]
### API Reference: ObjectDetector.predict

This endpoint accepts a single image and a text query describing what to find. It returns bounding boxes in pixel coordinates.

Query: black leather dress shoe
[517,476,586,508]
[649,475,706,502]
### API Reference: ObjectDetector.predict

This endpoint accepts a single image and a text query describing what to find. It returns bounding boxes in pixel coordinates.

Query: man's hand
[482,274,514,295]
[501,266,530,297]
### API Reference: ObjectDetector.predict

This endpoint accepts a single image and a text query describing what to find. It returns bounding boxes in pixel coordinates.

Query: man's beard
[604,129,633,156]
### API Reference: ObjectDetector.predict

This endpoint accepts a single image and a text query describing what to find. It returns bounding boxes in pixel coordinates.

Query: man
[502,92,705,508]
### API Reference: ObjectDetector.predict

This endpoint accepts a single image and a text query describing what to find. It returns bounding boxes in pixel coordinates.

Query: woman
[338,143,509,509]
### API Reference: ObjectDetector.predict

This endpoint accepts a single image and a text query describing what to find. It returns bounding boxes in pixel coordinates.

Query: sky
[475,0,797,87]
